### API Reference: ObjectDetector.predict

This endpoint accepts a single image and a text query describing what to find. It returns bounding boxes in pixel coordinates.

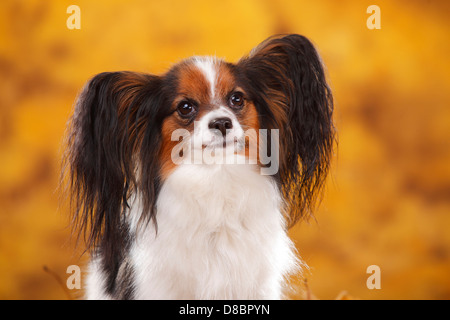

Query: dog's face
[159,57,261,177]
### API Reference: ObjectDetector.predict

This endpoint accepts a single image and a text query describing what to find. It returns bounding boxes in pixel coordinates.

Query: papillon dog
[62,34,335,299]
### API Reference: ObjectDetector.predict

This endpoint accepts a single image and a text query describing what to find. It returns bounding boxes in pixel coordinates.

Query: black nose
[208,117,233,136]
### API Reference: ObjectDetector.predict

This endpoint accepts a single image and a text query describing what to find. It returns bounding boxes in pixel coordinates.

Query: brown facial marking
[176,63,211,104]
[159,61,214,180]
[159,116,181,180]
[214,63,261,162]
[214,62,235,101]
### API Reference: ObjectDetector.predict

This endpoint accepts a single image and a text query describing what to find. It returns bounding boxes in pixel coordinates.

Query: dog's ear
[63,71,165,256]
[238,34,336,226]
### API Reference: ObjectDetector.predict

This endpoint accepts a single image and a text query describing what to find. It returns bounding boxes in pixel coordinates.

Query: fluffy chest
[129,163,298,299]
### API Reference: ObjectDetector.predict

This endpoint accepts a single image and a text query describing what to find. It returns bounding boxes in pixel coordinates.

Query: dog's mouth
[201,136,243,151]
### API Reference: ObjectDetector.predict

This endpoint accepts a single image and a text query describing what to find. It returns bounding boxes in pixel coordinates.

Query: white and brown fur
[62,34,335,299]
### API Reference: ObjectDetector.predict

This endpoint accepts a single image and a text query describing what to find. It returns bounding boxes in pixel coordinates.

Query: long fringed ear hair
[61,71,167,280]
[237,34,336,226]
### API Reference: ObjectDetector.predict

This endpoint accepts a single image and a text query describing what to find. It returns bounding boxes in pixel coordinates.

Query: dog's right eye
[177,101,197,118]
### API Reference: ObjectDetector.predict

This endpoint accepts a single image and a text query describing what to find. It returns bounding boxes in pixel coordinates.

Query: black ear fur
[62,71,165,294]
[238,34,336,226]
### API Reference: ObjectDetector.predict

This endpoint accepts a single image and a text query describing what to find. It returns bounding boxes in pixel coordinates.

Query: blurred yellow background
[1,0,449,300]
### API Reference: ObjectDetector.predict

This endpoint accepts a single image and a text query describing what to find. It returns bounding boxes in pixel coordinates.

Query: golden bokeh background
[1,0,449,299]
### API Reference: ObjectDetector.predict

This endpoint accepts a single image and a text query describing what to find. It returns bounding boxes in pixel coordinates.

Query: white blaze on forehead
[193,56,217,99]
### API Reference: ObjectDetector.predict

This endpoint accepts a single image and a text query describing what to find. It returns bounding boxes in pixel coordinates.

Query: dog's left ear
[238,34,336,226]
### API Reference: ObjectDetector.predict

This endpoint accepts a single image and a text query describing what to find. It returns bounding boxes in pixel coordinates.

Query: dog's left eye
[229,92,244,109]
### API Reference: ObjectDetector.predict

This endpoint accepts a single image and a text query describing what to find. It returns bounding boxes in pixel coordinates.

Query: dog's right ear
[62,72,165,254]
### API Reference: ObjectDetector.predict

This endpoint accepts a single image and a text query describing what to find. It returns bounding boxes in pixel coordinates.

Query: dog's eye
[229,92,244,109]
[177,101,197,118]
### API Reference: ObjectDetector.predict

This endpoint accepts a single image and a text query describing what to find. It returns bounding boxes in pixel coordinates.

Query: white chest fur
[88,161,299,299]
